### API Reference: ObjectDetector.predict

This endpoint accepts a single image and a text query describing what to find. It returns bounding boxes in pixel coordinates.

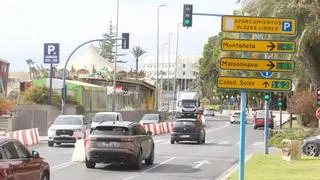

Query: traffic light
[317,89,320,106]
[278,97,283,107]
[183,4,193,28]
[121,33,129,49]
[264,93,270,101]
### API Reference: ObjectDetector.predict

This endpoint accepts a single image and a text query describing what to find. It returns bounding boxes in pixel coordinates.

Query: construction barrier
[2,128,40,146]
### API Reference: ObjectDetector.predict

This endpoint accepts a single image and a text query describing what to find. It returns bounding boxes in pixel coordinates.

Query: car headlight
[48,128,56,132]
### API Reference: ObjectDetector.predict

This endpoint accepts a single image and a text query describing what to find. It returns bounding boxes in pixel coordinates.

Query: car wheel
[202,135,206,144]
[305,143,319,157]
[254,125,257,130]
[85,157,96,169]
[133,149,142,170]
[40,171,49,180]
[145,145,154,165]
[48,141,54,147]
[230,121,233,124]
[170,139,175,144]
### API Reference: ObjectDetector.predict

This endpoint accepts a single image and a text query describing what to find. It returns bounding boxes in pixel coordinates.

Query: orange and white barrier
[4,128,40,146]
[143,121,174,136]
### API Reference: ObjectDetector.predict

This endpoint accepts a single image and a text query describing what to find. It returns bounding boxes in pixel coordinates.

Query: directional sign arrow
[266,61,275,70]
[263,81,270,88]
[193,160,212,169]
[267,42,275,51]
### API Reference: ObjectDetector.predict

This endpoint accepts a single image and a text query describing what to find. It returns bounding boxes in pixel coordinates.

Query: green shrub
[269,129,311,148]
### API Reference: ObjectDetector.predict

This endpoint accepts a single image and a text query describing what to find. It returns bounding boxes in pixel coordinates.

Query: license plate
[180,135,190,138]
[98,142,120,147]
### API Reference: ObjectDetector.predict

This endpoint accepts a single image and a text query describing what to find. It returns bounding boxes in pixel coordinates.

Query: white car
[139,114,160,125]
[230,111,241,124]
[91,112,123,129]
[48,115,87,147]
[204,108,215,116]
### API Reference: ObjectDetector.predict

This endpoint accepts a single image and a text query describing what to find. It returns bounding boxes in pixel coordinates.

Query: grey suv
[85,121,154,170]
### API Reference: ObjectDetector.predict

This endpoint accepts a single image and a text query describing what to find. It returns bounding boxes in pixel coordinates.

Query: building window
[183,71,185,75]
[183,64,186,68]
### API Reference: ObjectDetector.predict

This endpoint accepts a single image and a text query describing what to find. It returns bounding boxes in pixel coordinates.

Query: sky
[0,0,240,72]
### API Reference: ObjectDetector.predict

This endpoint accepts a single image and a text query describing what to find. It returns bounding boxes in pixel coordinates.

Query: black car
[170,118,205,144]
[302,135,320,156]
[85,121,154,170]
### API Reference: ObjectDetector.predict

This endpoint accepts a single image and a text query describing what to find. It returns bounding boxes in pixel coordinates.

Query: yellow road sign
[221,16,296,35]
[220,58,295,72]
[221,39,295,53]
[217,77,292,91]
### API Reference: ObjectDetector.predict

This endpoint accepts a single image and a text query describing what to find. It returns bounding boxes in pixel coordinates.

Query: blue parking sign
[44,43,60,64]
[282,21,292,32]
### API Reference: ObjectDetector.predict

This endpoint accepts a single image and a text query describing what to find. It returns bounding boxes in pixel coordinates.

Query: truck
[175,91,200,118]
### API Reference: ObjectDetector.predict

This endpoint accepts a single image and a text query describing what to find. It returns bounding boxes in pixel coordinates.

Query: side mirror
[31,150,40,158]
[146,131,152,136]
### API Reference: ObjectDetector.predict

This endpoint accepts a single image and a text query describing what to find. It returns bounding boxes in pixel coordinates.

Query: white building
[139,55,199,90]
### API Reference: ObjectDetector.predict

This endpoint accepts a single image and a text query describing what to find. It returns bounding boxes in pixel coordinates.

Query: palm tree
[131,46,147,109]
[26,59,35,80]
[131,46,147,78]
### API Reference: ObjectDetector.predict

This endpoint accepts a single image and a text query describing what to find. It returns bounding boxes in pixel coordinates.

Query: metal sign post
[44,43,60,106]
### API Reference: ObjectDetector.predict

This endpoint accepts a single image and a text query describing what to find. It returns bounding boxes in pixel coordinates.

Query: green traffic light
[185,19,190,25]
[264,94,270,101]
[278,101,283,107]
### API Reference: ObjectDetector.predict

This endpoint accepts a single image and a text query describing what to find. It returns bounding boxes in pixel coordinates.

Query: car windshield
[94,114,116,122]
[256,110,271,118]
[182,101,197,108]
[54,116,82,125]
[93,126,129,136]
[141,114,158,121]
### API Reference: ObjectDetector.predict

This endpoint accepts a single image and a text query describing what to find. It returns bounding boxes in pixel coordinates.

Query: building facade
[139,55,199,91]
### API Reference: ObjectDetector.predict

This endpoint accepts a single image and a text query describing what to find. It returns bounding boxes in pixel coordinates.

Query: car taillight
[172,125,176,132]
[121,137,134,142]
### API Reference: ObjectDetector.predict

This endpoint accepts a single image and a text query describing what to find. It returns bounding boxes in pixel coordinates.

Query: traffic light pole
[264,93,270,155]
[280,106,283,129]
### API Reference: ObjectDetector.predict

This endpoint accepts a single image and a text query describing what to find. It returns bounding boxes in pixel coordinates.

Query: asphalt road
[30,115,265,180]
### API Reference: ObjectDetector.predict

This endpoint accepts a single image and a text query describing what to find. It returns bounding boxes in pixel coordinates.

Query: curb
[215,154,253,180]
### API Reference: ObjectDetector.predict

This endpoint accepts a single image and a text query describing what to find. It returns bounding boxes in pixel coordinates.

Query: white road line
[142,157,176,173]
[122,175,136,180]
[206,122,230,133]
[154,139,164,143]
[159,141,169,145]
[252,142,263,146]
[51,162,75,172]
[218,141,230,145]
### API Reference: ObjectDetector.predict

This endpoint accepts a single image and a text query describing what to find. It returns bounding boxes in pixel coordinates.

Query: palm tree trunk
[136,58,141,110]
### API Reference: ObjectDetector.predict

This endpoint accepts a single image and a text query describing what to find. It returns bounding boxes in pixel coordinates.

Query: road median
[227,154,320,180]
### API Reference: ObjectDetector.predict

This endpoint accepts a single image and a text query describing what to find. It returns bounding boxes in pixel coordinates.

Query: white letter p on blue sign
[282,21,292,32]
[48,45,56,55]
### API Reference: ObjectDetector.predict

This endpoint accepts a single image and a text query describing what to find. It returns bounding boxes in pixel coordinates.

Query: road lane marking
[206,122,230,133]
[193,160,212,169]
[252,141,263,146]
[154,139,164,143]
[218,141,230,145]
[142,157,176,173]
[122,175,136,180]
[51,162,76,172]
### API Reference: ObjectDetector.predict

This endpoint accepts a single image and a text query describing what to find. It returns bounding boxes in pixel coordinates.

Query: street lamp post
[161,42,168,108]
[112,0,120,112]
[167,33,173,111]
[156,4,167,111]
[172,22,182,116]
